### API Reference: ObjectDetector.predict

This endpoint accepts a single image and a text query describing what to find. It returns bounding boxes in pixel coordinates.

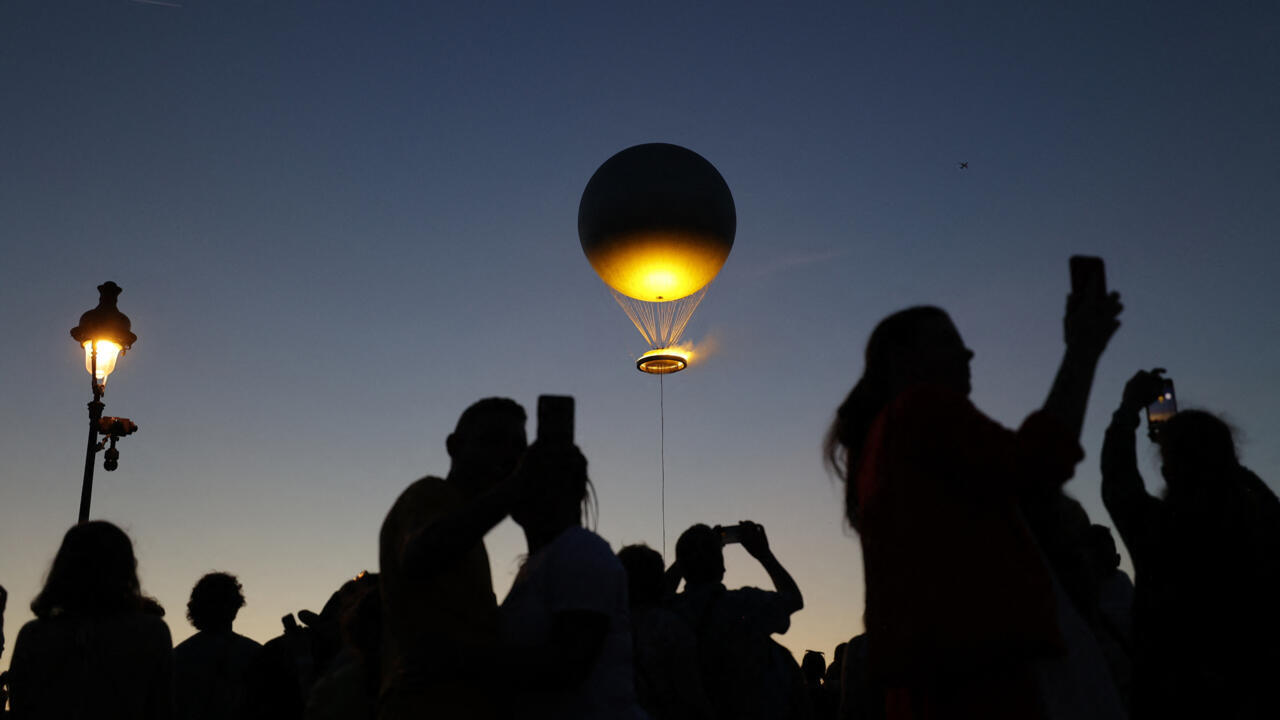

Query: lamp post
[70,282,139,524]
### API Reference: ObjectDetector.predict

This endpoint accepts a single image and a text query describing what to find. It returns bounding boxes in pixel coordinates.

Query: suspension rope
[660,372,666,560]
[612,287,709,349]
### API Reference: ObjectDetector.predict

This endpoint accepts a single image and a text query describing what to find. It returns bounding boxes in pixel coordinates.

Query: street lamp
[70,281,139,523]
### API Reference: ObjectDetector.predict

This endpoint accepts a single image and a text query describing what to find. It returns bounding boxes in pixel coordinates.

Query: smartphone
[719,524,744,545]
[537,395,575,444]
[281,613,299,632]
[1070,255,1107,299]
[1146,378,1177,426]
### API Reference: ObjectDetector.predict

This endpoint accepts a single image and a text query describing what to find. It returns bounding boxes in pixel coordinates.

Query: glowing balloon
[579,143,736,302]
[578,144,735,373]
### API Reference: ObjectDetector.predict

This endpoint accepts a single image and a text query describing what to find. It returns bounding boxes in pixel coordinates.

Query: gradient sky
[3,1,1278,670]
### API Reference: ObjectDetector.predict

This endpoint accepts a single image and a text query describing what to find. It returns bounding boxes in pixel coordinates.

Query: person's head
[338,572,381,663]
[801,650,826,686]
[301,571,380,674]
[826,641,848,684]
[186,572,246,632]
[446,397,527,495]
[675,524,725,585]
[826,306,972,524]
[617,544,665,607]
[31,521,148,620]
[510,440,594,541]
[1157,410,1239,495]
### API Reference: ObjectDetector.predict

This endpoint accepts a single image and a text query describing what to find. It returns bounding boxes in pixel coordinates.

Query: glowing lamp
[70,282,137,386]
[636,348,689,375]
[82,340,122,382]
[69,281,140,524]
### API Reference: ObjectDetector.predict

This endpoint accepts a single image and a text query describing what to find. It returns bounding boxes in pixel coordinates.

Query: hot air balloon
[579,143,735,374]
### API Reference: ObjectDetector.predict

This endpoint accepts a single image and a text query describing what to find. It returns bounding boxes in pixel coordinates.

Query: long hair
[825,306,951,525]
[1158,410,1280,553]
[522,440,598,530]
[31,521,148,620]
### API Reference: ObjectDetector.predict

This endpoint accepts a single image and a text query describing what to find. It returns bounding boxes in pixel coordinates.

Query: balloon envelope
[579,143,735,302]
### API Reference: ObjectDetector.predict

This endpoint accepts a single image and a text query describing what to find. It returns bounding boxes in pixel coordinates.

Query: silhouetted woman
[8,521,173,719]
[500,441,646,719]
[1102,371,1280,719]
[826,292,1122,720]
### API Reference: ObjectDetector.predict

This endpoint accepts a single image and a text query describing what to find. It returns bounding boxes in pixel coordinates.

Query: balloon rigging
[578,143,736,556]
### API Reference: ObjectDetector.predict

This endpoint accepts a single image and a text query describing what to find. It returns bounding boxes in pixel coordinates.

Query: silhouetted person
[617,543,713,720]
[826,291,1124,720]
[1,583,8,712]
[306,572,381,720]
[837,634,883,720]
[1,583,8,658]
[172,572,261,720]
[1087,524,1133,707]
[1102,371,1280,719]
[378,397,527,719]
[501,440,645,719]
[243,573,374,720]
[802,650,835,719]
[669,521,807,720]
[1019,480,1102,628]
[824,641,846,700]
[241,615,310,720]
[7,521,173,719]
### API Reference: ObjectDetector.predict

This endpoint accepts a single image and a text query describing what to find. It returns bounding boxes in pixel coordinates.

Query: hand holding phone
[1064,256,1122,355]
[736,521,770,559]
[1121,368,1168,412]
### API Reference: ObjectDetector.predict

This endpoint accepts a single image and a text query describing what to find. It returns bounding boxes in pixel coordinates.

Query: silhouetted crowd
[3,258,1280,719]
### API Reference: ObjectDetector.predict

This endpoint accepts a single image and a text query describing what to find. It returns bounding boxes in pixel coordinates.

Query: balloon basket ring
[636,349,689,375]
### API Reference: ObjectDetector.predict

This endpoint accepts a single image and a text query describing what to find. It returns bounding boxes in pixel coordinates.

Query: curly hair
[187,572,246,631]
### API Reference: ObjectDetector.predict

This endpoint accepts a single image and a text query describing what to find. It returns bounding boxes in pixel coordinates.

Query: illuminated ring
[636,353,688,374]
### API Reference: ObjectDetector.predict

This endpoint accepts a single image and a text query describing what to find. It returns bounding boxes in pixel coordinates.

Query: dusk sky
[2,1,1278,669]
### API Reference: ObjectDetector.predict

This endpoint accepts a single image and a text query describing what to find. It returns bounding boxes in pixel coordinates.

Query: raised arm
[400,471,525,579]
[1101,370,1166,555]
[663,559,684,599]
[1042,287,1123,441]
[740,522,803,616]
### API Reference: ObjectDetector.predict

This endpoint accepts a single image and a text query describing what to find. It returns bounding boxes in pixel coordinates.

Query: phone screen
[1146,379,1177,425]
[537,395,575,444]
